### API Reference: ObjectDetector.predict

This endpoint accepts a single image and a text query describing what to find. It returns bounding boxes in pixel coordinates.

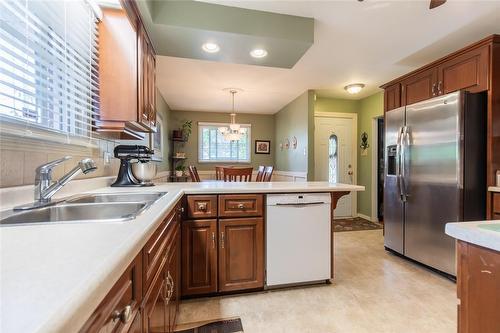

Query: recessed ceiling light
[250,48,268,58]
[344,83,365,94]
[202,42,220,53]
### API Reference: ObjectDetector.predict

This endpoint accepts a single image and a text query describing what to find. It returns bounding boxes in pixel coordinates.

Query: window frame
[198,122,252,164]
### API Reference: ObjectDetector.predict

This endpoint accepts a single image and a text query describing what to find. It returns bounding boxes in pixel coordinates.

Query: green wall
[314,97,359,114]
[169,110,274,170]
[357,92,384,217]
[274,90,314,176]
[312,92,384,219]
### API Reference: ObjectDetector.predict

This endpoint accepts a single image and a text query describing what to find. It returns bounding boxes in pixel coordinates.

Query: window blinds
[198,123,251,163]
[0,0,100,139]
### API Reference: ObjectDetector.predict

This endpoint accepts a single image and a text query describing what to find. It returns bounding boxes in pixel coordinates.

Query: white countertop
[0,181,363,333]
[488,186,500,192]
[445,220,500,252]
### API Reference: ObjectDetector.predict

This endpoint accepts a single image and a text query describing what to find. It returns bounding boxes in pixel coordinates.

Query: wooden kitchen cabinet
[384,83,401,111]
[181,219,218,296]
[186,195,218,219]
[437,45,489,95]
[79,254,143,333]
[96,2,156,139]
[218,194,263,218]
[457,240,500,333]
[218,218,264,292]
[401,67,438,106]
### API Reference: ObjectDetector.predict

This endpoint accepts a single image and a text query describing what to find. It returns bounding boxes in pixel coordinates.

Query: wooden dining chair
[255,165,265,182]
[262,166,274,182]
[223,167,253,182]
[215,166,225,180]
[188,165,201,182]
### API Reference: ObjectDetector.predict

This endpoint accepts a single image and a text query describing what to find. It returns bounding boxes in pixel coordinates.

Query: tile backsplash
[0,137,122,188]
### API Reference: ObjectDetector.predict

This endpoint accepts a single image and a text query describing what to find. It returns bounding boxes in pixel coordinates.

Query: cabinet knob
[111,304,132,324]
[197,202,207,212]
[237,203,244,209]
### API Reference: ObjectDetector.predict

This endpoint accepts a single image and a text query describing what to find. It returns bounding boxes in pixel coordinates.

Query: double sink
[0,192,167,226]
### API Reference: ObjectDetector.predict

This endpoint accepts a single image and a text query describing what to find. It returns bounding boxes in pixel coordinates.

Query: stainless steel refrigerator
[384,91,486,276]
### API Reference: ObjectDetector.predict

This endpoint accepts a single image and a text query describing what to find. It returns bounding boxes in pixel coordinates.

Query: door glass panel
[328,134,338,183]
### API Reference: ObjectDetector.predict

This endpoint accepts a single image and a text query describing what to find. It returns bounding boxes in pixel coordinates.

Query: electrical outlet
[103,151,111,165]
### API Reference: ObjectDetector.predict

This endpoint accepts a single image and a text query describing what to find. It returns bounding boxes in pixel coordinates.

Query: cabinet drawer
[493,193,500,214]
[80,254,142,333]
[187,195,217,219]
[143,207,177,292]
[218,194,263,218]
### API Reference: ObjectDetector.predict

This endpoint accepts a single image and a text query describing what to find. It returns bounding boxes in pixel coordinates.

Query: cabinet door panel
[384,83,401,111]
[218,218,264,292]
[181,219,218,296]
[143,265,166,333]
[401,68,437,105]
[439,45,489,94]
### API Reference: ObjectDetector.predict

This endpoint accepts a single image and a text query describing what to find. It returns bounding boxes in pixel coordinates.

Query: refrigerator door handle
[401,126,410,201]
[396,126,404,201]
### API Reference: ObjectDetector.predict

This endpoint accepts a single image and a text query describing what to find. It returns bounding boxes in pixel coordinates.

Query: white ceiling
[156,0,500,114]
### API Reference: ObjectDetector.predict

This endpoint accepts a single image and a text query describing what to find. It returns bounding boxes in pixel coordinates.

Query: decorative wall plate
[284,138,290,149]
[291,136,297,149]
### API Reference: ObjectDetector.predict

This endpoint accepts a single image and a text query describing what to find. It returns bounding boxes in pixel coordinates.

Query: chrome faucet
[14,156,97,210]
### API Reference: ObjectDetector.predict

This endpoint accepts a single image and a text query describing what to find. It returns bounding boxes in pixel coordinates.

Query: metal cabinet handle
[237,203,244,209]
[164,271,174,304]
[221,232,225,249]
[111,304,132,324]
[197,202,207,212]
[212,232,216,249]
[431,83,436,96]
[437,81,442,95]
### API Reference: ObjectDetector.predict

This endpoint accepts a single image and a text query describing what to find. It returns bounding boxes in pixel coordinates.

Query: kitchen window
[0,0,101,142]
[198,122,251,163]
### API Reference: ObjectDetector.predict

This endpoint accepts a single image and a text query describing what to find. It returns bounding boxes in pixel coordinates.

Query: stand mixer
[111,145,156,187]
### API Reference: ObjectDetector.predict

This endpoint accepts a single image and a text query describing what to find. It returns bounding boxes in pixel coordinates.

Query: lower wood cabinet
[457,240,500,333]
[218,218,264,292]
[81,202,182,333]
[181,219,218,296]
[181,197,265,297]
[79,254,143,333]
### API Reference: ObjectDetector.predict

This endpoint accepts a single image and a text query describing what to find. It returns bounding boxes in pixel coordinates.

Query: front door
[314,115,356,218]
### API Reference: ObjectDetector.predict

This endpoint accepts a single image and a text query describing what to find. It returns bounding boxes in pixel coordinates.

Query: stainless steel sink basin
[0,202,147,226]
[65,192,167,204]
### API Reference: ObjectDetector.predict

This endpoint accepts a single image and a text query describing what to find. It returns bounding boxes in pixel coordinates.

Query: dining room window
[198,122,251,163]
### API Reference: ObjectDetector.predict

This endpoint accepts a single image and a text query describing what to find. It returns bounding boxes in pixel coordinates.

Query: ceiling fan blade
[429,0,446,9]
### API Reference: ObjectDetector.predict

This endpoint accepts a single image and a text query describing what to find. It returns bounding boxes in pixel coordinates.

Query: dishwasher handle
[274,201,326,207]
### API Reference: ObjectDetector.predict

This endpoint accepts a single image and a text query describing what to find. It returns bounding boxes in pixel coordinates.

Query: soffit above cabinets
[136,0,314,69]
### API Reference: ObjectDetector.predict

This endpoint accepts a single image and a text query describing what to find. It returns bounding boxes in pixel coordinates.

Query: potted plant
[181,120,192,141]
[175,164,185,177]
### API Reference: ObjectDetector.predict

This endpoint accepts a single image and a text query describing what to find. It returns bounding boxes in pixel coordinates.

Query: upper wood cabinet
[96,3,156,139]
[384,83,401,111]
[401,67,438,106]
[382,35,494,112]
[438,45,489,95]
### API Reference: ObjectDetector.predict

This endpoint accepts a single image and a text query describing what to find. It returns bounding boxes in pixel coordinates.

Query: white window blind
[0,0,100,139]
[198,122,251,163]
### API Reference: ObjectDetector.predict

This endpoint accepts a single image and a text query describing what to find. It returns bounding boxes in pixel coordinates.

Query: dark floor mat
[333,217,383,232]
[175,318,243,333]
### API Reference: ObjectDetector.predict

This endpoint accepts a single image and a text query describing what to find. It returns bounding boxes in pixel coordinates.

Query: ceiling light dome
[202,42,220,53]
[250,48,268,58]
[344,83,365,94]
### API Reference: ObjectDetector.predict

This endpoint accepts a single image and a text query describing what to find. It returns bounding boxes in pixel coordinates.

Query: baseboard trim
[357,213,377,222]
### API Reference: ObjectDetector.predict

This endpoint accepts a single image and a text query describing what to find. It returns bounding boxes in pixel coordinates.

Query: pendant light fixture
[218,89,246,141]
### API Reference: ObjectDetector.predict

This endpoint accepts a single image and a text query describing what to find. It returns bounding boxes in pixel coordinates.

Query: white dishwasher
[266,193,331,287]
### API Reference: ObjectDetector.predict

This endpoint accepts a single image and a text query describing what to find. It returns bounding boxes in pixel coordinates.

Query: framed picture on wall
[150,114,164,161]
[255,140,271,154]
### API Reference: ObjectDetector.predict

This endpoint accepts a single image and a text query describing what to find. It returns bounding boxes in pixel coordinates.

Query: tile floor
[176,230,456,333]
